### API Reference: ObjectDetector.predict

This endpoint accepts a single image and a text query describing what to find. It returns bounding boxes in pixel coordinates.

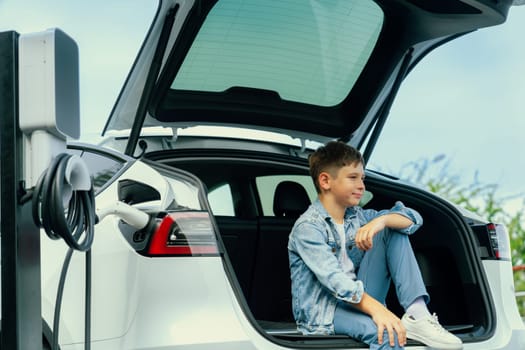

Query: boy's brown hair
[309,141,364,193]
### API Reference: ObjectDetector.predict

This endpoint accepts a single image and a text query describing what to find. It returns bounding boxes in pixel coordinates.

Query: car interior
[150,148,493,345]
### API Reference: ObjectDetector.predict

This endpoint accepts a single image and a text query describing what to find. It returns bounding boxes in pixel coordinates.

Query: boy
[288,141,462,349]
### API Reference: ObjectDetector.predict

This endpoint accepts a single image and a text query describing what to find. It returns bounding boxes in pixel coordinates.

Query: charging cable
[96,201,151,231]
[30,153,95,350]
[32,153,95,250]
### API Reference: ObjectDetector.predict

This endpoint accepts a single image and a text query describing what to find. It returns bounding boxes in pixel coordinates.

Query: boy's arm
[353,292,407,347]
[356,201,422,251]
[362,201,423,233]
[355,213,412,250]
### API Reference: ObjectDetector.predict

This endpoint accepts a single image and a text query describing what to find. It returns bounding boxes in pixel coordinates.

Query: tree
[393,155,525,314]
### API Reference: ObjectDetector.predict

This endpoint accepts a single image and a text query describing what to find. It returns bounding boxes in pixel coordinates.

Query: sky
[1,1,524,208]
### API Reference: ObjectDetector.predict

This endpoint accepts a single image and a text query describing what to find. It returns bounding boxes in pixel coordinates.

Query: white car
[38,0,525,349]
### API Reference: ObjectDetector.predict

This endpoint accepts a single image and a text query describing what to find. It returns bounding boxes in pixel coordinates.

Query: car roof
[104,0,513,154]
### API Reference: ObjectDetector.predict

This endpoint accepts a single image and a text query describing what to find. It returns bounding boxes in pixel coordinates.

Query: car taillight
[146,211,219,257]
[472,223,511,261]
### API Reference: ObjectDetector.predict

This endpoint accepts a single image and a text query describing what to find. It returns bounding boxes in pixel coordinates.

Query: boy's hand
[372,306,407,347]
[355,218,385,250]
[354,292,407,347]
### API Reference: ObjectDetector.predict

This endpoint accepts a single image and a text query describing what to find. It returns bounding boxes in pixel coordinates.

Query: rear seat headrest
[273,181,311,218]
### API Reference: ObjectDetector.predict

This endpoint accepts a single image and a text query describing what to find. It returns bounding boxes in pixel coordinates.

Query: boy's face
[324,162,365,207]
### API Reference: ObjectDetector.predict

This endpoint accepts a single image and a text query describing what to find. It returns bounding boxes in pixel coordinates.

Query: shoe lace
[428,313,450,334]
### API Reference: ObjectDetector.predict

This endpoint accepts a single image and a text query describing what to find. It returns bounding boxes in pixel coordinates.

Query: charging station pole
[0,30,43,350]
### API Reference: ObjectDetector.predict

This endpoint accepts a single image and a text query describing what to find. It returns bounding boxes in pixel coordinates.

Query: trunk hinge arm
[361,47,413,162]
[125,5,179,157]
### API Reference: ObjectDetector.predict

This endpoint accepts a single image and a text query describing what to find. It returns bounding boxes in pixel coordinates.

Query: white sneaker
[402,313,463,350]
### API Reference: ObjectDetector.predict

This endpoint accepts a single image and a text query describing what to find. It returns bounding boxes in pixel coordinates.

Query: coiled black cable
[32,153,95,250]
[31,153,95,350]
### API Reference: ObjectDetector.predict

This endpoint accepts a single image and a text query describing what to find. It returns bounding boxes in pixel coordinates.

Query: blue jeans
[333,229,429,349]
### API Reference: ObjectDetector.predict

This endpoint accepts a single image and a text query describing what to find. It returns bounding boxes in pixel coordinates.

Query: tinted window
[171,0,383,106]
[208,183,235,216]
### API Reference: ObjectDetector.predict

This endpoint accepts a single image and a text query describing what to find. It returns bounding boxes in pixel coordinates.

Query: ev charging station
[0,28,85,349]
[0,29,152,350]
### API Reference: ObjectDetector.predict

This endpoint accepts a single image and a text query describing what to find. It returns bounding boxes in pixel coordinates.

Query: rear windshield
[171,0,383,107]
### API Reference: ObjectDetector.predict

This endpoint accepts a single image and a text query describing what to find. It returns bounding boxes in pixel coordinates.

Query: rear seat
[215,181,311,322]
[250,181,311,322]
[215,216,258,298]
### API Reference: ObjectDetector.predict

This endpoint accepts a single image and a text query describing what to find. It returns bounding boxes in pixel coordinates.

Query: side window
[255,175,316,216]
[208,183,235,216]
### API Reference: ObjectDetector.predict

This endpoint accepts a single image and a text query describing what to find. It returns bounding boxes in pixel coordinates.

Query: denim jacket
[287,199,423,335]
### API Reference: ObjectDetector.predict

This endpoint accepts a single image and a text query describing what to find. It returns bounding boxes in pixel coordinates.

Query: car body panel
[40,160,166,342]
[480,261,525,348]
[39,148,262,349]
